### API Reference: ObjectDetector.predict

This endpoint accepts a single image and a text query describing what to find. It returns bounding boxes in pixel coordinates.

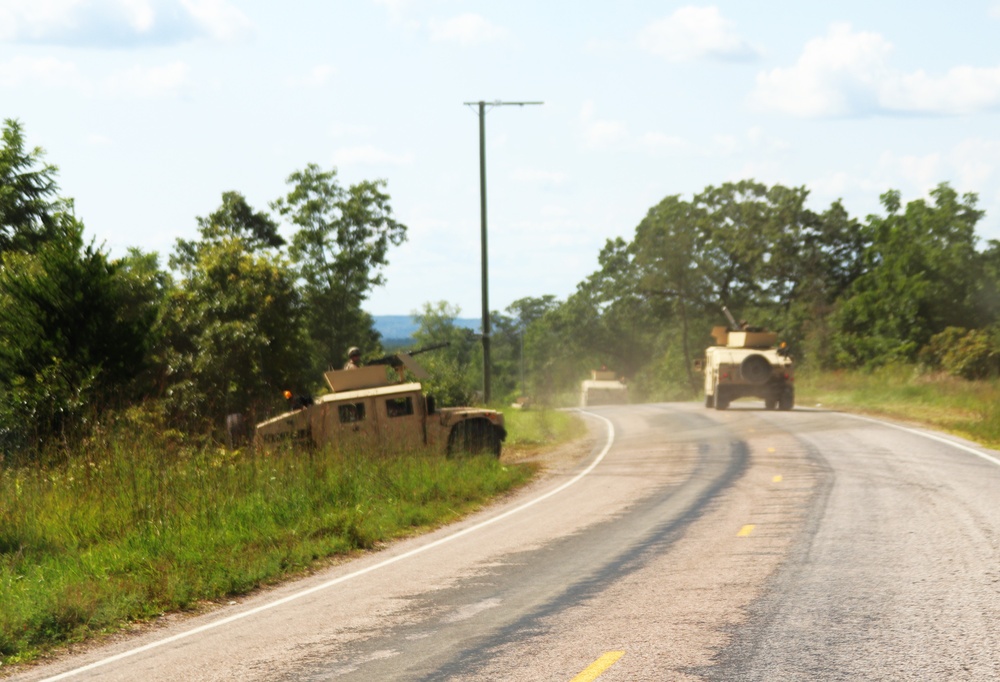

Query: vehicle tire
[714,384,729,410]
[740,354,772,384]
[705,393,714,408]
[764,396,777,410]
[778,386,795,411]
[447,419,501,458]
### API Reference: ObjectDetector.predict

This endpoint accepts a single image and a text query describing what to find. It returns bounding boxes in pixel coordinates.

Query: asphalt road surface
[10,402,1000,681]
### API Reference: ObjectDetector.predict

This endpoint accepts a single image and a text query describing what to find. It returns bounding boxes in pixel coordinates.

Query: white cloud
[638,6,758,62]
[0,55,87,90]
[287,64,337,88]
[579,100,628,149]
[751,23,891,117]
[179,0,252,42]
[889,151,944,192]
[372,0,416,22]
[640,131,687,154]
[710,133,740,156]
[427,13,507,46]
[579,103,779,160]
[102,60,190,97]
[951,137,1000,188]
[0,0,252,46]
[806,140,1000,227]
[0,54,190,98]
[885,65,1000,114]
[752,23,1000,117]
[332,145,414,166]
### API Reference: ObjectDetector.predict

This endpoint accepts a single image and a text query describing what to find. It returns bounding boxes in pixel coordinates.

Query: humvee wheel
[713,383,729,410]
[778,386,795,411]
[764,396,777,410]
[447,419,501,458]
[705,393,714,408]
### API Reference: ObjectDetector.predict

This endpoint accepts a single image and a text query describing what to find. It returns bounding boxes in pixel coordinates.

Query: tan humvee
[698,324,794,411]
[580,369,629,407]
[255,353,506,457]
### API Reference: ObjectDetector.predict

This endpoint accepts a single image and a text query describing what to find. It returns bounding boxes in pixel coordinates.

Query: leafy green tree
[112,248,172,394]
[691,180,777,310]
[0,122,163,454]
[0,219,154,453]
[979,239,1000,323]
[0,119,63,254]
[783,200,868,366]
[163,193,307,426]
[523,237,663,403]
[630,181,870,371]
[272,164,407,373]
[527,180,873,402]
[690,180,831,318]
[631,194,709,387]
[831,184,984,367]
[410,301,481,405]
[497,296,559,400]
[172,190,285,269]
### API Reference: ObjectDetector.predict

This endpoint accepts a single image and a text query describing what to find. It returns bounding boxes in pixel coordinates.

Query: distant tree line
[3,119,1000,458]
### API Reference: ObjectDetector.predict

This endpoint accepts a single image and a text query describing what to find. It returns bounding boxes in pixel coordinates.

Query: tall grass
[501,406,587,451]
[796,364,1000,447]
[0,417,547,666]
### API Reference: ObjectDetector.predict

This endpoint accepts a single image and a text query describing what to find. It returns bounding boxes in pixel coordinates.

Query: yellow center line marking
[773,474,783,483]
[570,651,625,682]
[737,524,756,537]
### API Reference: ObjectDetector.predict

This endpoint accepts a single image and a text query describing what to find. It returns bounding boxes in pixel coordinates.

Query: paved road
[11,403,1000,681]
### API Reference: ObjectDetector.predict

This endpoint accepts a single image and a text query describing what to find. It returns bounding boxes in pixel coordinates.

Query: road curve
[10,403,1000,681]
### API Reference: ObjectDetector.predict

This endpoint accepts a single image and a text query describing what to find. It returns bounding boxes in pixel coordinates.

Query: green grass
[500,406,587,450]
[0,409,584,667]
[795,364,1000,448]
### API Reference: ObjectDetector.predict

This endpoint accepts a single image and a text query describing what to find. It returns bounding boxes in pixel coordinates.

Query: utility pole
[463,99,543,404]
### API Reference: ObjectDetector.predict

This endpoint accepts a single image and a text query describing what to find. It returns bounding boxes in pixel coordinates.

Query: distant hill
[373,315,480,344]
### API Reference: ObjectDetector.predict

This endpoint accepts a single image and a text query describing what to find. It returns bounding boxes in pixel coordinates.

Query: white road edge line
[43,411,615,681]
[839,411,1000,468]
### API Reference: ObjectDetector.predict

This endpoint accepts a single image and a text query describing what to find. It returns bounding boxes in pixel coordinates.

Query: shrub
[921,326,1000,380]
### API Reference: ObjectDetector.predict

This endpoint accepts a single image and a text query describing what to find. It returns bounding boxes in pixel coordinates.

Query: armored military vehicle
[580,369,629,407]
[699,308,794,411]
[254,348,507,457]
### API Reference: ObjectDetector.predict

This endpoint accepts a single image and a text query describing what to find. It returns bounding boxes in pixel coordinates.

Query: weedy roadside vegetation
[501,406,588,454]
[0,407,581,667]
[796,365,1000,448]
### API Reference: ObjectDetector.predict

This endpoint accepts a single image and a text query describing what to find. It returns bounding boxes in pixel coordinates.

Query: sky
[4,1,1000,318]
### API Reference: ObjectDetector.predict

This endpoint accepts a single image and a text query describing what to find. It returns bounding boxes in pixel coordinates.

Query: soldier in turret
[344,346,362,370]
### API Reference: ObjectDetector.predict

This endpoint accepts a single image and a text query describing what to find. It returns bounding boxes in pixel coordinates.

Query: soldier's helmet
[347,346,360,358]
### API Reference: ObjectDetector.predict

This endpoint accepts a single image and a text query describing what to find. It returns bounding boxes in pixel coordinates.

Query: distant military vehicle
[580,368,629,407]
[254,346,507,457]
[698,308,794,411]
